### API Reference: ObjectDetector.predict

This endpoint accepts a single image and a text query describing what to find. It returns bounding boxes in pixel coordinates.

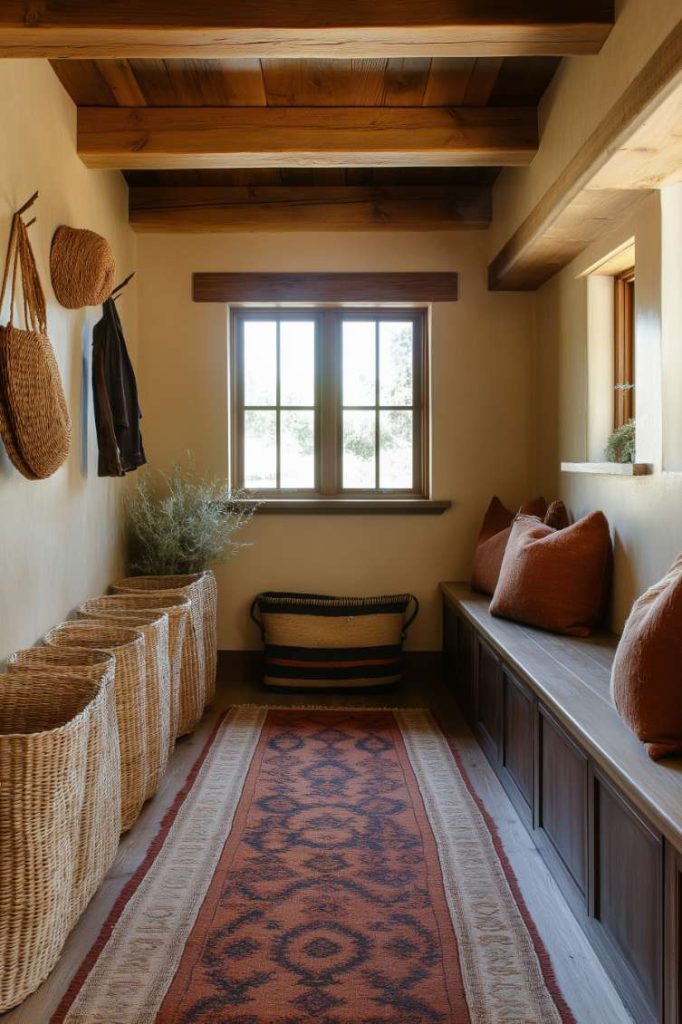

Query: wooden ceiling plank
[0,3,614,59]
[94,60,146,106]
[462,58,504,106]
[422,58,475,106]
[50,59,117,105]
[129,183,492,232]
[77,105,538,169]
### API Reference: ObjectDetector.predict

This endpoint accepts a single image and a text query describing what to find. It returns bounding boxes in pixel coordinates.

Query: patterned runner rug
[52,707,575,1024]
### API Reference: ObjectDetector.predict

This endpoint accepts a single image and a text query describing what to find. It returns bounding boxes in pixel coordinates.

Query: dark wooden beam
[0,3,614,59]
[129,184,491,232]
[193,272,459,303]
[78,106,537,170]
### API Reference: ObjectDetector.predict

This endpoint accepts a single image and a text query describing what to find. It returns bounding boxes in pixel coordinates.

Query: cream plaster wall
[136,230,536,651]
[490,0,681,260]
[535,187,682,632]
[0,60,137,661]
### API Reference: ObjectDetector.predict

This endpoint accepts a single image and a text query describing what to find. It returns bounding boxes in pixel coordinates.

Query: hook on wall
[111,271,135,300]
[16,192,39,218]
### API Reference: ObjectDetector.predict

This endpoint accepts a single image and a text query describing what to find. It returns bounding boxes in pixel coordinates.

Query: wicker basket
[0,671,100,1012]
[5,649,120,917]
[112,572,217,735]
[78,602,171,799]
[44,622,147,831]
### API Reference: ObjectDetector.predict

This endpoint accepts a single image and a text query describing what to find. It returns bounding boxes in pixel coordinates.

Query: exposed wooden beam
[0,3,614,59]
[129,184,491,232]
[193,272,458,303]
[78,106,537,170]
[488,19,682,291]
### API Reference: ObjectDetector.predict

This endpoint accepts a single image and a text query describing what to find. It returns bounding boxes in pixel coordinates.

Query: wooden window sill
[236,498,452,515]
[560,462,653,477]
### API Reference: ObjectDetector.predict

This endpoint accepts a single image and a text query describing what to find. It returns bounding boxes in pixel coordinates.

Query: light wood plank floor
[3,677,633,1024]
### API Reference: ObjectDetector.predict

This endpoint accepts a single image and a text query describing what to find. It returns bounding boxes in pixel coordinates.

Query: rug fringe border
[229,702,429,712]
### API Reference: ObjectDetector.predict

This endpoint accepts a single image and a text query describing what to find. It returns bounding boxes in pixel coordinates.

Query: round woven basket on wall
[112,571,218,729]
[44,622,147,832]
[78,604,171,800]
[82,592,189,742]
[50,225,115,309]
[0,671,100,1012]
[6,649,120,917]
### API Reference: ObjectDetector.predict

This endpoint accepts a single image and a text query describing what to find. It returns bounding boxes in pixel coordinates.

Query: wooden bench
[441,582,682,1024]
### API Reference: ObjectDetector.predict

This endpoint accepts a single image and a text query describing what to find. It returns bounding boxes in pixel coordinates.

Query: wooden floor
[3,675,633,1024]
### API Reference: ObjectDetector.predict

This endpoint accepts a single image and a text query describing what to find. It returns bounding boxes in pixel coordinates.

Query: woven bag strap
[249,597,265,639]
[402,594,419,639]
[0,212,47,332]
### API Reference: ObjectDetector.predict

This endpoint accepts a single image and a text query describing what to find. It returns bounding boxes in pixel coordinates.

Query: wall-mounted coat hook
[16,192,39,218]
[111,271,135,299]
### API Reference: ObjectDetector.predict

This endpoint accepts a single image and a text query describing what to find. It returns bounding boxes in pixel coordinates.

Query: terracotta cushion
[544,500,570,531]
[489,512,612,637]
[471,495,547,596]
[611,557,682,760]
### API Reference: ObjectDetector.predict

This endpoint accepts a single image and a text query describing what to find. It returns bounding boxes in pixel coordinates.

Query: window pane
[343,410,376,489]
[280,321,315,406]
[379,321,413,406]
[244,321,276,406]
[343,321,376,406]
[281,411,315,488]
[244,410,277,488]
[380,411,413,489]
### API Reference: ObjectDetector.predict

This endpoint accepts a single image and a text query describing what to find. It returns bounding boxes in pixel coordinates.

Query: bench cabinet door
[475,638,502,762]
[537,707,589,916]
[591,770,663,1024]
[665,845,681,1024]
[500,667,535,827]
[456,615,476,726]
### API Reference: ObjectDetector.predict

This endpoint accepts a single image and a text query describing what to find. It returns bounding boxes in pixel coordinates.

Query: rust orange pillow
[611,557,682,760]
[489,512,612,637]
[544,500,570,531]
[471,495,547,596]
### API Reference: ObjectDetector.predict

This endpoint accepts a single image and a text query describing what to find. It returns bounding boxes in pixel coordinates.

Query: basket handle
[402,594,419,639]
[250,597,265,640]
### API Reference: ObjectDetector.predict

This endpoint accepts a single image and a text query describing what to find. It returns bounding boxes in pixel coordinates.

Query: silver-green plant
[125,466,258,576]
[605,418,636,464]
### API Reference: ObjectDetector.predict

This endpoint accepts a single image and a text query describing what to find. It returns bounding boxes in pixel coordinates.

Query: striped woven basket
[250,592,419,691]
[78,602,171,800]
[0,671,103,1012]
[112,571,217,735]
[44,622,147,831]
[5,649,120,919]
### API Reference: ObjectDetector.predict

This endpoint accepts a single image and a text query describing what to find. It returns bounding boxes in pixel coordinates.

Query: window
[231,308,427,498]
[614,267,635,428]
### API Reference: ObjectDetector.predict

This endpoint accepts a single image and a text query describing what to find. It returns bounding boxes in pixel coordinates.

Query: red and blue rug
[53,707,575,1023]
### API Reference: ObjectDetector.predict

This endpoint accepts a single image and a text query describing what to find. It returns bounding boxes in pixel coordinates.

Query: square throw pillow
[544,499,570,531]
[489,511,612,637]
[471,495,547,596]
[611,556,682,760]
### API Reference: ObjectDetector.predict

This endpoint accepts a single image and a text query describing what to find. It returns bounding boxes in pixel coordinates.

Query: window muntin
[232,308,426,497]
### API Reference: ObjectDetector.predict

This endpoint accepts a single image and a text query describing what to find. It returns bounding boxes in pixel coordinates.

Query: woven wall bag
[78,603,171,799]
[250,592,419,691]
[44,622,147,832]
[50,225,115,309]
[112,572,217,736]
[85,592,189,742]
[0,671,100,1012]
[0,214,71,479]
[6,649,120,918]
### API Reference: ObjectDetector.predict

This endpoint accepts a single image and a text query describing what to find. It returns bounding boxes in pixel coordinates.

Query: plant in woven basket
[605,419,636,464]
[125,465,258,576]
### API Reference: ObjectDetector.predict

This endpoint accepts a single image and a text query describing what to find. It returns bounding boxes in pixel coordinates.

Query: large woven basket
[0,671,98,1012]
[44,622,147,832]
[78,602,171,799]
[112,572,217,735]
[50,225,115,309]
[6,649,120,917]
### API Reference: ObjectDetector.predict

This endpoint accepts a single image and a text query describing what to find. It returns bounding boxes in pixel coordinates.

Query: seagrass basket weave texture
[92,591,189,742]
[50,225,115,309]
[44,622,147,832]
[6,650,121,917]
[112,573,216,736]
[0,672,97,1012]
[0,214,71,479]
[78,602,171,799]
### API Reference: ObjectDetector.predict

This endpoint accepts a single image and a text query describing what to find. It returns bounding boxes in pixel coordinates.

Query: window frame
[230,306,429,500]
[614,267,635,430]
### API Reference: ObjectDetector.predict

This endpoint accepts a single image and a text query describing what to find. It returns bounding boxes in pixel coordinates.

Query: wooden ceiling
[13,3,616,241]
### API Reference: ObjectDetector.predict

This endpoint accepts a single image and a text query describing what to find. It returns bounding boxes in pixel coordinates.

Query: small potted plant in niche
[118,465,258,710]
[605,418,636,464]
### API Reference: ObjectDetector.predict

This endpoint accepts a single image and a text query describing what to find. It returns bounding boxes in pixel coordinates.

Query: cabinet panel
[501,668,535,824]
[665,845,681,1024]
[475,638,502,761]
[593,772,663,1024]
[538,708,588,902]
[456,615,476,726]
